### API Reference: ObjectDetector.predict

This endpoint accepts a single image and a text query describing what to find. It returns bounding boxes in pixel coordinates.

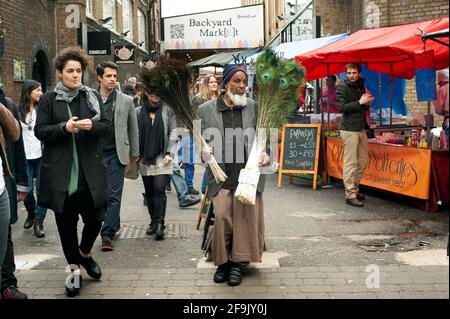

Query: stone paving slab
[13,265,449,299]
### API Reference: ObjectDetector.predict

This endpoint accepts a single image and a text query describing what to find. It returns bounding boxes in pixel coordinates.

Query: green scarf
[66,103,79,196]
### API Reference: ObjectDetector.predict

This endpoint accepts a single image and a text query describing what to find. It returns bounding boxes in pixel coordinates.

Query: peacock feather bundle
[140,55,227,183]
[235,49,306,205]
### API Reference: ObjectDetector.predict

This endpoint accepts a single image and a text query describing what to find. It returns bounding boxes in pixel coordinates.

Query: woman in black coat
[34,47,112,297]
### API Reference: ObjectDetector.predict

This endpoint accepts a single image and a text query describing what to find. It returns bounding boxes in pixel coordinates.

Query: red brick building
[0,0,160,102]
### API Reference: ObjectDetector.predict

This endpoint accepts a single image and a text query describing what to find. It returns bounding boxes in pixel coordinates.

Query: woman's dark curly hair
[53,46,92,72]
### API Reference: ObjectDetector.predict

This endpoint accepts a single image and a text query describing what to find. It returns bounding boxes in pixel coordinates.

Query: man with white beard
[196,65,269,287]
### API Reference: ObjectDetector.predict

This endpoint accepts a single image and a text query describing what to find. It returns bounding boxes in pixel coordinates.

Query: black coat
[34,90,112,213]
[336,80,370,132]
[3,98,28,224]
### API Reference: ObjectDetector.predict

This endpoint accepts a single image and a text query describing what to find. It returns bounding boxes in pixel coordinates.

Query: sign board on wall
[13,57,26,82]
[87,31,111,55]
[114,46,135,64]
[326,138,431,200]
[162,4,264,50]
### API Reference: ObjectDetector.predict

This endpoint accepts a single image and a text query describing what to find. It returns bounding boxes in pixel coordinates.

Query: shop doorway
[32,50,49,92]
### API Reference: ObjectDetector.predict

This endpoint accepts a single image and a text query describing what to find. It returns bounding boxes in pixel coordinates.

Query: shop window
[137,8,146,44]
[122,0,133,41]
[103,0,116,31]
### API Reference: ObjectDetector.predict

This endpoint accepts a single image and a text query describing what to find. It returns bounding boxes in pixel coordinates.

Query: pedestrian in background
[133,82,144,108]
[18,80,47,238]
[433,69,449,136]
[136,88,177,240]
[96,61,139,252]
[34,47,112,297]
[321,75,339,113]
[336,62,374,207]
[197,65,269,287]
[0,87,21,296]
[192,74,219,194]
[0,80,29,299]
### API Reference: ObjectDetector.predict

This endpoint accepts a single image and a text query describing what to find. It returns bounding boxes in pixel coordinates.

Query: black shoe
[65,273,82,297]
[179,196,201,208]
[33,219,45,238]
[101,236,113,252]
[356,193,366,201]
[79,256,102,280]
[146,223,156,235]
[1,286,28,299]
[213,263,230,283]
[23,212,34,229]
[188,187,200,195]
[227,266,242,287]
[153,223,165,240]
[345,197,364,207]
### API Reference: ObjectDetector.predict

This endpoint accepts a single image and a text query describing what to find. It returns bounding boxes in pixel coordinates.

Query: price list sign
[278,124,321,189]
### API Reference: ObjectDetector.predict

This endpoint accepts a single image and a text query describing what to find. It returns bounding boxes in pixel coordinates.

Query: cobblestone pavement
[8,168,450,300]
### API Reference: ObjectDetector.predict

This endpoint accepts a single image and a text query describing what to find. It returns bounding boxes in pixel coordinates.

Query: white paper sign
[163,5,264,50]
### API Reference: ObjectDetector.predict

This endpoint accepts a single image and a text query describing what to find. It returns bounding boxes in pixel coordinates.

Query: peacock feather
[255,49,306,132]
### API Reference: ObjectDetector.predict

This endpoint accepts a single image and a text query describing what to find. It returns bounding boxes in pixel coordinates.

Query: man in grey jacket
[197,65,269,287]
[96,62,139,251]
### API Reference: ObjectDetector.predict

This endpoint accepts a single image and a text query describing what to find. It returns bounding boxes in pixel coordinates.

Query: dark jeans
[182,134,195,188]
[170,162,190,202]
[24,157,47,216]
[54,190,105,267]
[1,225,17,289]
[100,151,126,239]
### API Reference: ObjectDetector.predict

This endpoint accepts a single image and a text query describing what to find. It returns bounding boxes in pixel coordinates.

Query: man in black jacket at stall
[336,63,374,208]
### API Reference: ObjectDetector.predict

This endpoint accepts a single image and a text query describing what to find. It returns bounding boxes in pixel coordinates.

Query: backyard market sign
[162,4,264,50]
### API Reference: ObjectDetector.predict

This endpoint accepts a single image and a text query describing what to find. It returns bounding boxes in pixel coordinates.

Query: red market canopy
[295,18,449,81]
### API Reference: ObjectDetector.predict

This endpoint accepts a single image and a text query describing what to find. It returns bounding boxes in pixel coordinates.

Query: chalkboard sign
[278,124,321,190]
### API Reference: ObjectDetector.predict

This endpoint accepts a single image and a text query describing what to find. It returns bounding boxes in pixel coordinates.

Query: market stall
[293,18,449,210]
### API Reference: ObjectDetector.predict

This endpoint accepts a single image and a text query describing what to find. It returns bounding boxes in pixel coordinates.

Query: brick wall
[365,0,448,121]
[314,0,364,35]
[0,0,57,101]
[56,1,86,51]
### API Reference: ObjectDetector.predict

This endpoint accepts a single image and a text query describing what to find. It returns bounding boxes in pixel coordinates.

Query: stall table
[326,137,447,209]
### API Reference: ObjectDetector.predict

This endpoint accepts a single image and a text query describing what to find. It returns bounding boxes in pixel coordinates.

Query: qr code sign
[170,24,184,39]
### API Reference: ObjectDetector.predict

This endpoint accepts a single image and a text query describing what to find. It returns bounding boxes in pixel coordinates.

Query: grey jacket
[114,91,139,165]
[136,102,178,157]
[196,97,265,198]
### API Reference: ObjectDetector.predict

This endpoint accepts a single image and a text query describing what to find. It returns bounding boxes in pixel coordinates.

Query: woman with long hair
[18,80,47,237]
[192,74,219,112]
[34,47,111,297]
[192,74,219,194]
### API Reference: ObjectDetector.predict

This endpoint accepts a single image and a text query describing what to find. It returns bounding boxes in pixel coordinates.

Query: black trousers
[1,225,17,289]
[54,190,105,267]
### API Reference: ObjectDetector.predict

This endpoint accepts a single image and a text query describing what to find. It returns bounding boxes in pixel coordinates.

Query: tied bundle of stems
[235,49,306,205]
[140,55,227,183]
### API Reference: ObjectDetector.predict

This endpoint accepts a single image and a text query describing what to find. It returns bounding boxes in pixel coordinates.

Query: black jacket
[4,98,29,224]
[34,90,112,213]
[336,79,370,131]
